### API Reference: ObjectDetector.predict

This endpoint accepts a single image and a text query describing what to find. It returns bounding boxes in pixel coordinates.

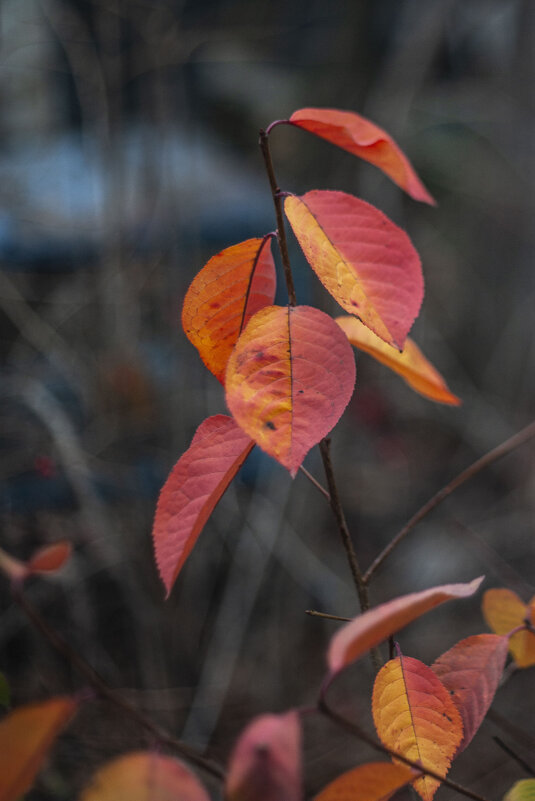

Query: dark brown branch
[12,584,225,782]
[305,609,351,622]
[364,419,535,583]
[319,698,492,801]
[259,129,297,306]
[299,465,330,501]
[493,736,535,776]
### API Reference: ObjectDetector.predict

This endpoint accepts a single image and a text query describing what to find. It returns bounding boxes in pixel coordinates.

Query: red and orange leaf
[335,316,460,405]
[431,634,508,753]
[152,415,253,596]
[284,191,423,349]
[504,780,535,801]
[482,589,535,668]
[372,656,463,801]
[27,542,72,574]
[328,577,484,676]
[225,305,355,476]
[79,751,210,801]
[0,696,77,801]
[226,712,301,801]
[182,237,276,383]
[289,108,435,205]
[314,762,415,801]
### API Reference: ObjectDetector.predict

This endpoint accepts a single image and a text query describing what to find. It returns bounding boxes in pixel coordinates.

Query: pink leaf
[226,712,302,801]
[152,415,253,595]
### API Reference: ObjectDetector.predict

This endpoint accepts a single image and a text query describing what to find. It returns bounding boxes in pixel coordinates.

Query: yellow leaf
[482,588,535,668]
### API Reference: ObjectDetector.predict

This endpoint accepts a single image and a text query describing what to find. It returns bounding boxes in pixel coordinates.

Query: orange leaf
[0,696,77,801]
[225,305,355,476]
[482,589,535,668]
[314,762,415,801]
[27,542,72,574]
[289,108,435,205]
[372,656,463,801]
[182,237,276,383]
[80,751,210,801]
[328,577,484,675]
[284,191,423,349]
[431,634,509,753]
[152,415,253,596]
[226,711,301,801]
[335,316,460,405]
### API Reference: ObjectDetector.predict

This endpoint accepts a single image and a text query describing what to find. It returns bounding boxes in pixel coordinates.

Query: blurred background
[0,0,534,798]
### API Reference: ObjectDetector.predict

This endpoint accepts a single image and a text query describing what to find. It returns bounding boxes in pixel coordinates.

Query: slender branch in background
[305,610,351,622]
[319,698,492,801]
[299,465,331,501]
[364,419,535,583]
[258,129,297,306]
[493,736,535,776]
[11,584,226,782]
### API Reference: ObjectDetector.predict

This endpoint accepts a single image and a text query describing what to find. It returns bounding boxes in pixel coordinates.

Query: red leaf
[152,415,253,596]
[284,191,423,349]
[225,305,356,476]
[327,577,484,676]
[431,634,509,754]
[0,697,77,801]
[80,751,210,801]
[27,542,72,575]
[182,238,276,383]
[373,656,463,801]
[289,108,435,205]
[226,712,302,801]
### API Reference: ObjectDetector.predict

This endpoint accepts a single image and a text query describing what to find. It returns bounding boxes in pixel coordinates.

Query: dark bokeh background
[0,0,534,798]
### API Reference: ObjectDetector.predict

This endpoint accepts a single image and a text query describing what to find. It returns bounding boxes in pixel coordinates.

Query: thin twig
[259,129,297,306]
[319,698,491,801]
[299,466,330,501]
[364,419,535,583]
[305,610,351,622]
[11,584,225,782]
[493,736,535,776]
[318,439,382,672]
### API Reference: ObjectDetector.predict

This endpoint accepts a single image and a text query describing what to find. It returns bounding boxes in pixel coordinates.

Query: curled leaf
[328,577,484,676]
[372,656,463,801]
[79,751,210,801]
[482,589,535,668]
[285,191,423,349]
[182,237,276,383]
[431,633,509,753]
[153,415,253,595]
[335,316,460,405]
[314,762,415,801]
[0,696,77,801]
[289,108,435,205]
[225,305,355,476]
[226,712,301,801]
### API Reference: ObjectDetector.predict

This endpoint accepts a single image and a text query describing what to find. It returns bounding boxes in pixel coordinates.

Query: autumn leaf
[182,237,276,383]
[504,779,535,801]
[314,762,415,801]
[431,633,509,753]
[482,588,535,668]
[372,656,463,801]
[79,751,210,801]
[27,542,72,574]
[284,191,423,349]
[335,316,460,405]
[152,415,253,595]
[226,712,301,801]
[328,577,484,676]
[225,305,355,476]
[289,108,435,205]
[0,697,77,801]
